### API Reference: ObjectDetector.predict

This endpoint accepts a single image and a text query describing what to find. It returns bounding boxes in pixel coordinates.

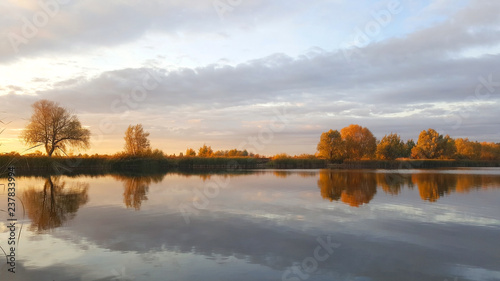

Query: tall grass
[1,155,265,176]
[2,154,498,177]
[266,157,327,169]
[331,159,500,169]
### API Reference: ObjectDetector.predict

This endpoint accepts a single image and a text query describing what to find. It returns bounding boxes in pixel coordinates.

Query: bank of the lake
[1,155,500,176]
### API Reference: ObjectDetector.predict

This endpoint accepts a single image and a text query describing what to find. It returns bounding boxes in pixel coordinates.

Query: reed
[266,157,327,169]
[2,154,498,177]
[329,159,500,169]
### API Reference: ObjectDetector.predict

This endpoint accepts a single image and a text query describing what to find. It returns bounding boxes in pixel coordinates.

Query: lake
[1,168,500,281]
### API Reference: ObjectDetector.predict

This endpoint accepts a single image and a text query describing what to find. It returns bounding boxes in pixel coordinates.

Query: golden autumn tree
[455,138,481,160]
[411,129,456,159]
[317,129,345,161]
[198,144,213,157]
[340,124,377,160]
[185,148,196,156]
[376,133,406,160]
[124,124,151,156]
[480,142,500,160]
[21,100,90,157]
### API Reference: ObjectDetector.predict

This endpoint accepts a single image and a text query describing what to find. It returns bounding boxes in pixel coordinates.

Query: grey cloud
[1,0,499,154]
[0,0,332,62]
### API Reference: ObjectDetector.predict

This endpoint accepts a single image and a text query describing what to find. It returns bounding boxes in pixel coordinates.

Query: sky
[0,0,499,156]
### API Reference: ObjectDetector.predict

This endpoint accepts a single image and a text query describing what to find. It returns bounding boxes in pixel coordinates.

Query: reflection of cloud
[0,222,7,232]
[434,212,500,226]
[450,265,500,281]
[370,203,500,227]
[10,170,500,280]
[55,204,500,280]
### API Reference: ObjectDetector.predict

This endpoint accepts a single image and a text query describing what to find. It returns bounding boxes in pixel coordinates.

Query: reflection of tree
[376,173,413,195]
[413,172,500,201]
[273,171,291,178]
[320,170,500,204]
[454,174,481,193]
[199,174,213,182]
[412,173,457,202]
[22,176,89,232]
[113,174,165,210]
[318,171,377,207]
[272,171,317,178]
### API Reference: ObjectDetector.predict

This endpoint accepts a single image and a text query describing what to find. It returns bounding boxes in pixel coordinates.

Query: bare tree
[21,100,91,157]
[124,124,151,156]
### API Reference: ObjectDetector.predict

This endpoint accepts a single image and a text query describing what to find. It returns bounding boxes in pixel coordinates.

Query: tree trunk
[48,146,55,157]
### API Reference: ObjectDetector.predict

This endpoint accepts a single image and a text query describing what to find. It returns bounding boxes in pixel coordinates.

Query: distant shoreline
[1,155,499,176]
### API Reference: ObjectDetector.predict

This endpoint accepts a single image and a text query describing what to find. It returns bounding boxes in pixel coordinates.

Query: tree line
[184,145,250,157]
[16,100,256,158]
[11,100,500,161]
[317,124,500,161]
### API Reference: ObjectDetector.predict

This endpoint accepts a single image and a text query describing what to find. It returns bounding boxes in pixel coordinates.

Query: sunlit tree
[480,142,500,160]
[21,100,90,157]
[317,129,344,161]
[227,149,249,157]
[404,139,415,158]
[185,148,196,156]
[376,133,406,160]
[198,144,213,157]
[411,129,456,159]
[455,138,481,160]
[441,135,456,159]
[124,124,151,156]
[340,124,377,160]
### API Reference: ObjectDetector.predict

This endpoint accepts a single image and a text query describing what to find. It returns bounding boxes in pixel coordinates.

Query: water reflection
[412,173,457,202]
[317,170,500,206]
[112,174,165,210]
[412,172,500,202]
[317,171,377,207]
[22,176,89,232]
[273,171,317,178]
[375,172,413,195]
[11,169,500,281]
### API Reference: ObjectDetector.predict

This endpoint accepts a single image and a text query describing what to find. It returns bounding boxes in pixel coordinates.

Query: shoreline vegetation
[2,100,499,175]
[1,154,499,176]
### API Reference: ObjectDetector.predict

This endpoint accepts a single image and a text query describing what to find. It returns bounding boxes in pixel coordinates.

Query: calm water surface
[1,168,500,281]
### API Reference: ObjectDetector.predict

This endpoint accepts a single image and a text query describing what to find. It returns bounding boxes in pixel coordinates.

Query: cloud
[0,0,344,62]
[1,0,499,154]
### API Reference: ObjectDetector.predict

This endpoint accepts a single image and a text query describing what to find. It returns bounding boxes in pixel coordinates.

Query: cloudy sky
[0,0,499,156]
